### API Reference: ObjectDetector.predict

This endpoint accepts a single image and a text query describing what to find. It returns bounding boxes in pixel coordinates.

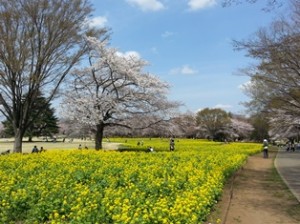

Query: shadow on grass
[117,146,169,153]
[118,147,148,152]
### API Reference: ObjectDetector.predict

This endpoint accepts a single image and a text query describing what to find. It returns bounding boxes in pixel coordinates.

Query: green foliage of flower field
[0,139,261,223]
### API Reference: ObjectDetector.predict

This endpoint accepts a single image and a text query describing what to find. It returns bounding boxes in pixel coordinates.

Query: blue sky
[89,0,278,114]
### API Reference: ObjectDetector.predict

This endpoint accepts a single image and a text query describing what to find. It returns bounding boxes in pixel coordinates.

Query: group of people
[262,138,300,159]
[285,141,297,152]
[32,145,46,153]
[0,149,10,155]
[78,144,88,150]
[147,137,175,153]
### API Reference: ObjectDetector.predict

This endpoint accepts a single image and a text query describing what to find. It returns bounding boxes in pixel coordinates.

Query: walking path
[275,147,300,202]
[206,150,300,224]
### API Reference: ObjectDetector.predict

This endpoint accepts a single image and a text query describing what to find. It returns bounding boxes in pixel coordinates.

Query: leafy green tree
[249,113,269,142]
[196,108,231,141]
[2,93,59,141]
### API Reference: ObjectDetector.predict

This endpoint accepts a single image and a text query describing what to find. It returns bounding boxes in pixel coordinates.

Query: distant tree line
[61,107,267,142]
[7,108,263,143]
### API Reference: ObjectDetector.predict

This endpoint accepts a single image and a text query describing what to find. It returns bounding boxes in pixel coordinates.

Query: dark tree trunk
[95,122,104,150]
[13,128,24,153]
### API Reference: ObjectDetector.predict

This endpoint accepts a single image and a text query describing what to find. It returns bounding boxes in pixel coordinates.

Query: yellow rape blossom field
[0,138,261,223]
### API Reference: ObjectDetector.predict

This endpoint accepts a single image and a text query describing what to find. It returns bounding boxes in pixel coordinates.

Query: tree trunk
[13,129,24,153]
[95,122,104,150]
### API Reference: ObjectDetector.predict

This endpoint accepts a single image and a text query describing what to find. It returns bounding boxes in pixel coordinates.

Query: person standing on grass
[170,137,175,151]
[263,139,269,158]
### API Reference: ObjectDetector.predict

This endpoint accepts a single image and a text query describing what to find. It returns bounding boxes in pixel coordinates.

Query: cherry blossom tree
[268,109,300,141]
[237,0,300,140]
[102,112,198,138]
[61,37,180,150]
[230,115,254,140]
[168,112,198,138]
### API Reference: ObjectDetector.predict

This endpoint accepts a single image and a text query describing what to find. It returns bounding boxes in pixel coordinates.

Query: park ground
[206,148,300,224]
[0,138,119,153]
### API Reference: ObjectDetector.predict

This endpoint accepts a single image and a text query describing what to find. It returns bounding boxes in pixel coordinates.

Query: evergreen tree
[249,113,269,142]
[2,93,59,141]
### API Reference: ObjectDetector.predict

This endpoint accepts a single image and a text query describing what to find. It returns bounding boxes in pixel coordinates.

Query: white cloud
[170,65,198,75]
[196,107,204,112]
[196,104,232,112]
[88,16,108,28]
[238,81,252,91]
[188,0,217,11]
[213,104,233,110]
[161,31,174,38]
[116,51,141,60]
[126,0,165,11]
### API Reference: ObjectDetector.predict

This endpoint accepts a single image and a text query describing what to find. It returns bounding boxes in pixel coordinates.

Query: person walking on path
[262,139,269,158]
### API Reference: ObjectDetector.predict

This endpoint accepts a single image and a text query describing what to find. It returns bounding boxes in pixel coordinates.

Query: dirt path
[207,150,300,224]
